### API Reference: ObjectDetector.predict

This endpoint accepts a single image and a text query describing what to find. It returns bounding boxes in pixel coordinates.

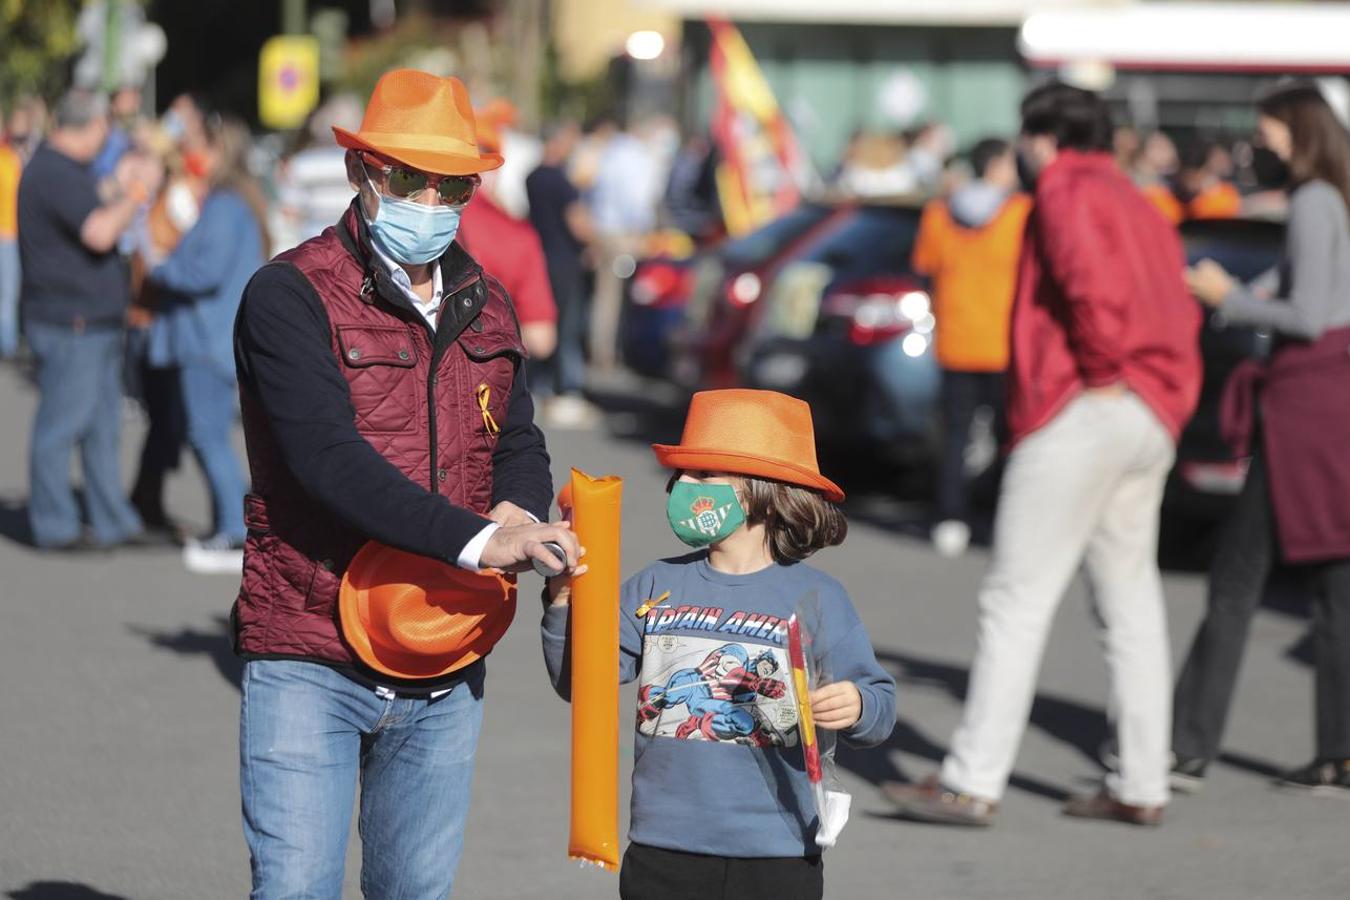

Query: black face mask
[1251,146,1291,191]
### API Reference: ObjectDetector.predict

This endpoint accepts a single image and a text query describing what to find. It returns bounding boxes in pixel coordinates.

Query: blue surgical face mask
[363,173,462,265]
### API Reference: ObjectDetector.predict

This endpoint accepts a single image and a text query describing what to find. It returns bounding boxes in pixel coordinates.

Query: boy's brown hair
[741,475,848,564]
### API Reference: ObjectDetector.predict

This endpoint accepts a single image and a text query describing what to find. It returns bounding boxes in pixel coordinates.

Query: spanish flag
[708,17,813,236]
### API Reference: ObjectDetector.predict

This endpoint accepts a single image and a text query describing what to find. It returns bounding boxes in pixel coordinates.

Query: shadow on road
[835,648,1107,805]
[7,883,130,900]
[131,614,241,690]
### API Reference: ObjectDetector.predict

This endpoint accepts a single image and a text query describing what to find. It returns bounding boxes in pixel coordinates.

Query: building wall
[683,22,1027,170]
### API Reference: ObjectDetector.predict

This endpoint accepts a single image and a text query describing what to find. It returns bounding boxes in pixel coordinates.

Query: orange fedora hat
[333,69,504,176]
[339,541,517,680]
[652,389,845,502]
[473,98,518,155]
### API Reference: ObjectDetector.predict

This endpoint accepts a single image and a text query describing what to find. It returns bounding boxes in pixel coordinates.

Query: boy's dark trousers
[620,842,823,900]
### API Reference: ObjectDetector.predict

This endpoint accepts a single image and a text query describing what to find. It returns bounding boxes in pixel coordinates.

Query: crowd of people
[0,80,698,570]
[1,62,1348,900]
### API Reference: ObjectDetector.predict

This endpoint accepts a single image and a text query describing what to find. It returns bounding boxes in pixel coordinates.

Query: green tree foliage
[0,0,82,104]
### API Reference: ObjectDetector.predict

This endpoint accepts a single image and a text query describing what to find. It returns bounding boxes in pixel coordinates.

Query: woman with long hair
[1179,82,1350,796]
[146,114,269,572]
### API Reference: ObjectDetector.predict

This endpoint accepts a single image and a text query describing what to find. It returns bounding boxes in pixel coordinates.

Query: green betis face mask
[667,481,747,548]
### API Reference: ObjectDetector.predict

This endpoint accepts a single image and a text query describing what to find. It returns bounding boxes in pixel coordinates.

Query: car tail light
[823,280,935,348]
[632,261,695,309]
[727,272,762,306]
[1180,459,1250,495]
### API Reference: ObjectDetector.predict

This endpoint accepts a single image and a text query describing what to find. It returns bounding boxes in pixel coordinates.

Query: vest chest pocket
[457,328,525,442]
[336,325,421,435]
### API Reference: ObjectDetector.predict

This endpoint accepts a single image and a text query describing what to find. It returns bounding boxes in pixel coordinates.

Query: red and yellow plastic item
[566,469,623,871]
[787,615,823,784]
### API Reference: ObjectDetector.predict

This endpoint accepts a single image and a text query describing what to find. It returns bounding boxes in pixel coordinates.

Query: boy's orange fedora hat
[652,389,845,502]
[333,69,503,176]
[338,541,516,680]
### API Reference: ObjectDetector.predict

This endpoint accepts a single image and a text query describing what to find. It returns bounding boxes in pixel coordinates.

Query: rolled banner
[567,469,622,871]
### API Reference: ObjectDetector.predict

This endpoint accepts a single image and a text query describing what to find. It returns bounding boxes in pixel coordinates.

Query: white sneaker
[543,394,601,430]
[184,533,245,575]
[932,520,971,558]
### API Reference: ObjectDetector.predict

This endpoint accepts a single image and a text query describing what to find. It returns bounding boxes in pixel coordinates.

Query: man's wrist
[456,521,501,572]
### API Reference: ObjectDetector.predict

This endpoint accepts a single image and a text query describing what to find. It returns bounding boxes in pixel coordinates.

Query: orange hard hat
[339,541,516,680]
[651,389,845,502]
[333,69,504,176]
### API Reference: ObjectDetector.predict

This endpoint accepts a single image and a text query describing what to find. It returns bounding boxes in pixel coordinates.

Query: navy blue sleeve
[49,169,100,237]
[489,364,552,521]
[234,262,492,563]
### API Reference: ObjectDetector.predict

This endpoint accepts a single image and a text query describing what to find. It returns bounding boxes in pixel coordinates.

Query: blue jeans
[27,321,143,547]
[0,239,18,358]
[180,362,246,540]
[240,660,486,900]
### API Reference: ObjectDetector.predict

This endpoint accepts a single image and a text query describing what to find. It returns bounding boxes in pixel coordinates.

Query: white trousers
[941,392,1176,806]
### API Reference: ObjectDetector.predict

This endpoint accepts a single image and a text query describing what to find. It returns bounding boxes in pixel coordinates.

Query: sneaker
[1274,759,1350,798]
[931,520,971,558]
[1063,789,1164,826]
[183,533,245,575]
[881,775,998,827]
[1169,756,1208,794]
[1098,739,1207,794]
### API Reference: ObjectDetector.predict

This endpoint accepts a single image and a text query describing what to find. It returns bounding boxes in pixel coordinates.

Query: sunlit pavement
[0,361,1344,900]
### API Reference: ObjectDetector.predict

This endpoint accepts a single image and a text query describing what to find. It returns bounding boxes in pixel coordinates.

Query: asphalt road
[0,361,1344,900]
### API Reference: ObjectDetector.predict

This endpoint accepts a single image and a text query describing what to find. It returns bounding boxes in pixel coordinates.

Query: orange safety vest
[911,193,1032,372]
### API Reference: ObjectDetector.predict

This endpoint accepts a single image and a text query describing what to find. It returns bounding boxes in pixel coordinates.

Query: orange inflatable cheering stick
[565,469,623,871]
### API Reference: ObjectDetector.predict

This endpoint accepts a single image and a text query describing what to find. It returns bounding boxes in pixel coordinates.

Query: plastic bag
[786,611,853,848]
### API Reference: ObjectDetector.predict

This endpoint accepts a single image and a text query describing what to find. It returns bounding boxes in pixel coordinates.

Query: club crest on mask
[680,496,735,538]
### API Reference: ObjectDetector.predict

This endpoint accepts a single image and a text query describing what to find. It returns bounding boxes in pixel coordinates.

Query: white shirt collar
[367,237,444,328]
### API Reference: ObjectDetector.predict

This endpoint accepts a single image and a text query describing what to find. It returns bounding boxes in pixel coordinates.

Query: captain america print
[635,636,799,747]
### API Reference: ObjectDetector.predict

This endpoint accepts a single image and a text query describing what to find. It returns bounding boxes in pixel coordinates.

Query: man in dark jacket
[19,89,162,550]
[885,83,1202,828]
[233,70,579,899]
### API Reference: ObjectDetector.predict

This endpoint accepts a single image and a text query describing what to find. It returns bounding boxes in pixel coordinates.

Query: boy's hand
[544,559,588,608]
[810,681,862,731]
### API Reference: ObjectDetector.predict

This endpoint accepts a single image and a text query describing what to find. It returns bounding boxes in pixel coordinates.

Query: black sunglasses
[361,153,479,206]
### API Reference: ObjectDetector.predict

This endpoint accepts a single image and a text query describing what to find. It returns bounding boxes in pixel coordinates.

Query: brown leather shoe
[1062,789,1164,826]
[881,775,998,827]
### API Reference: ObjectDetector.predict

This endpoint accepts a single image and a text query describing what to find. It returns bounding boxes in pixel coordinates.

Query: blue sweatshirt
[541,552,896,858]
[148,188,264,376]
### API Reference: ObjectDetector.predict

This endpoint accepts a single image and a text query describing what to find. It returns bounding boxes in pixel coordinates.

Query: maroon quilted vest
[233,206,524,666]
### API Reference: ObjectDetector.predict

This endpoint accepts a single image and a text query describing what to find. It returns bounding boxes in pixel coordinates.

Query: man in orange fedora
[232,69,580,898]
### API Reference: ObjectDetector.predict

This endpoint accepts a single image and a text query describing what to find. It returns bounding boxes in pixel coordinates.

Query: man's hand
[487,500,536,528]
[479,520,582,575]
[810,681,862,731]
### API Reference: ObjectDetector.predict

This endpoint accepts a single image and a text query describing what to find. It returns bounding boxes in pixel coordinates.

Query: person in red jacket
[458,102,558,364]
[884,82,1202,828]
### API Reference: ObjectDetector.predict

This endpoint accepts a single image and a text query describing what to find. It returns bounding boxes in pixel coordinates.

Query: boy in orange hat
[542,389,895,900]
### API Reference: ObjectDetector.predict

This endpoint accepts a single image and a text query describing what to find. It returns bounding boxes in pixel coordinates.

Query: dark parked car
[667,202,849,388]
[620,205,845,381]
[1167,217,1281,521]
[740,202,937,461]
